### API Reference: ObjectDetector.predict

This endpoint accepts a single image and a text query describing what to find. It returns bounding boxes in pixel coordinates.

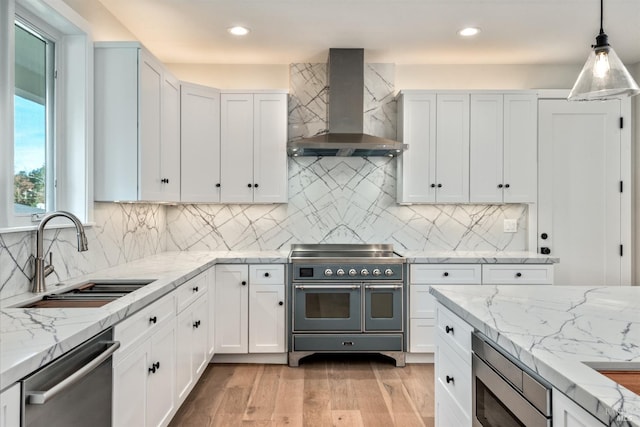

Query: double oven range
[288,244,406,367]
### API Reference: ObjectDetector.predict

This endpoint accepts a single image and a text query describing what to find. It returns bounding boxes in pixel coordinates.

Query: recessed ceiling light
[228,26,250,36]
[458,27,480,37]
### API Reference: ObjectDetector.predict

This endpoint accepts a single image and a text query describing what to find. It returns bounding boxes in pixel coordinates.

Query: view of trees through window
[14,23,49,215]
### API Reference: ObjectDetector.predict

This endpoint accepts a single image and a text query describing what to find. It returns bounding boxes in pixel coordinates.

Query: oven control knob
[348,268,357,277]
[336,268,345,276]
[372,268,382,276]
[324,268,333,277]
[360,268,369,276]
[384,268,394,276]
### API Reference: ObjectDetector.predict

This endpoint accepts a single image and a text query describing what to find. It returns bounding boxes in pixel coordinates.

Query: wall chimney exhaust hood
[287,49,408,157]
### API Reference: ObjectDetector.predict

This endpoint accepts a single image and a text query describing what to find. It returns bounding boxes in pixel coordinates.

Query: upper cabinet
[220,92,288,203]
[94,42,180,202]
[397,92,469,203]
[470,93,537,203]
[397,90,537,205]
[180,82,221,203]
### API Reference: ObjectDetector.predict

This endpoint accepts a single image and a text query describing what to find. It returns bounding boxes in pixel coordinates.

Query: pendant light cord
[600,0,604,34]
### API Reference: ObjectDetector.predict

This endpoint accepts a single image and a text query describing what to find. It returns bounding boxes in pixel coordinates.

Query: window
[13,21,55,217]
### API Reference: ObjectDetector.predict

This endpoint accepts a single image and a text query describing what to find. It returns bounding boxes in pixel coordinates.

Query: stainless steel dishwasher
[21,328,120,427]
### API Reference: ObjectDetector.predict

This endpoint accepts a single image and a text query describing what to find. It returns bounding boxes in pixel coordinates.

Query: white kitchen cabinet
[215,264,285,354]
[220,92,288,204]
[176,291,208,404]
[113,304,176,427]
[0,383,20,427]
[95,42,180,202]
[553,389,606,427]
[470,93,537,203]
[180,82,221,202]
[215,264,249,353]
[207,268,216,358]
[397,92,469,203]
[482,264,554,284]
[113,292,176,427]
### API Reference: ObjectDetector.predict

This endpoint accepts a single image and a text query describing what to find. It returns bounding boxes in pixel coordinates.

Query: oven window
[370,293,393,318]
[476,378,525,427]
[305,293,350,318]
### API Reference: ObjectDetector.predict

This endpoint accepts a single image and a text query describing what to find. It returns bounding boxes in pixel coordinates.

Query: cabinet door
[436,94,469,203]
[191,295,209,376]
[138,49,163,201]
[207,268,216,358]
[253,93,288,203]
[470,94,504,203]
[397,93,437,203]
[220,93,254,203]
[249,283,285,353]
[553,390,605,427]
[0,383,20,427]
[160,72,181,201]
[113,343,148,427]
[503,94,537,203]
[180,83,221,202]
[215,265,249,353]
[175,306,193,403]
[147,320,175,427]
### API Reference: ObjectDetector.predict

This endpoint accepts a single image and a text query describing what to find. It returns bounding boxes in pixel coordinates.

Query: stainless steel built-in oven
[472,332,552,427]
[289,244,406,367]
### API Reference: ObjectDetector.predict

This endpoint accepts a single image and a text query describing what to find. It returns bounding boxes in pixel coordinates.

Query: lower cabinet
[176,292,209,404]
[215,264,285,354]
[0,383,20,427]
[553,389,606,427]
[113,307,176,427]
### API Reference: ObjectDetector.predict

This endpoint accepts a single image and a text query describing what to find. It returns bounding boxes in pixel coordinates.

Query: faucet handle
[44,252,55,277]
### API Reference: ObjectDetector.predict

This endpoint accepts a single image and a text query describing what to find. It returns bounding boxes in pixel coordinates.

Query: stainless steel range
[288,244,406,367]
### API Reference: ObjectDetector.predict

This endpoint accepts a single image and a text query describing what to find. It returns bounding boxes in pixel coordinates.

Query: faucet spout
[32,211,88,293]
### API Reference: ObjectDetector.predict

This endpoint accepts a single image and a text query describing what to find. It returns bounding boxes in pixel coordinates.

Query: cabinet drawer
[411,264,481,284]
[115,292,175,356]
[293,334,403,352]
[176,272,208,313]
[409,318,435,353]
[482,264,553,285]
[436,374,472,427]
[436,303,473,360]
[410,285,435,318]
[250,264,284,285]
[436,339,472,417]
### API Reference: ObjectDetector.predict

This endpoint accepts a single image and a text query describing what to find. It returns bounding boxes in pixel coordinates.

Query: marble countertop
[430,285,640,426]
[401,250,558,264]
[0,250,288,390]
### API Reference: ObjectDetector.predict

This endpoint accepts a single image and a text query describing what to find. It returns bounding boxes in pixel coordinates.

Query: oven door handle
[294,285,359,290]
[364,285,402,290]
[26,340,120,405]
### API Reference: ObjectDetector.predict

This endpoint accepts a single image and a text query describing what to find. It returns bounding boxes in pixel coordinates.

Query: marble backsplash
[0,203,165,299]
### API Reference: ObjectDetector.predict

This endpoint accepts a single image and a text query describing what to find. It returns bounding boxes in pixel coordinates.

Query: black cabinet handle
[430,183,436,188]
[247,183,252,188]
[541,233,548,240]
[443,272,449,277]
[149,316,157,324]
[192,286,199,292]
[216,183,221,188]
[498,184,503,188]
[437,183,442,188]
[446,375,454,384]
[505,184,510,188]
[264,272,270,278]
[540,247,551,255]
[149,361,160,374]
[161,178,170,184]
[193,320,201,328]
[241,281,247,286]
[516,272,522,278]
[445,325,454,334]
[278,301,284,306]
[254,183,259,188]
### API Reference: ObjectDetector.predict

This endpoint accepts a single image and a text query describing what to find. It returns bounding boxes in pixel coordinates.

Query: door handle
[540,247,551,255]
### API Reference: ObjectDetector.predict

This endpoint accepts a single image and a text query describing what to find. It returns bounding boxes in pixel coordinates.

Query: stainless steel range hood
[287,49,407,157]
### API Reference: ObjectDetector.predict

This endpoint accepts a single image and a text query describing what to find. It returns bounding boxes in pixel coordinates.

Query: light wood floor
[170,355,435,427]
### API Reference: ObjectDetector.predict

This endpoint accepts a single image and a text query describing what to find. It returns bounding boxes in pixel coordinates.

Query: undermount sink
[19,279,156,308]
[584,361,640,395]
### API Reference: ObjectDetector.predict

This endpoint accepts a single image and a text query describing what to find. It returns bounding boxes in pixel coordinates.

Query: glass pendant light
[568,0,640,101]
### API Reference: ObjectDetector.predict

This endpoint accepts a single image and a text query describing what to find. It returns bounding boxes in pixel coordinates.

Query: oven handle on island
[364,284,403,290]
[294,285,359,290]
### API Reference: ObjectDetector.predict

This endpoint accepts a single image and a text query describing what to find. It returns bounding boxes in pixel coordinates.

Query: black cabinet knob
[430,183,436,188]
[446,375,454,384]
[443,272,449,277]
[148,361,160,374]
[254,183,259,188]
[516,272,522,278]
[278,301,284,306]
[247,183,252,188]
[498,184,503,188]
[216,183,221,188]
[149,316,157,324]
[505,184,510,188]
[437,183,442,188]
[540,247,551,255]
[193,320,201,328]
[264,272,270,277]
[541,233,548,240]
[445,325,454,334]
[241,281,247,286]
[192,286,199,292]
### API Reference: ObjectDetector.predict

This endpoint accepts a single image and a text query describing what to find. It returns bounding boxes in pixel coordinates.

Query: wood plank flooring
[169,355,435,427]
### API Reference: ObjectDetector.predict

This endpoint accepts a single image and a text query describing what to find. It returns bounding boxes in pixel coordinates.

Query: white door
[220,93,254,203]
[470,94,503,203]
[538,99,623,286]
[436,94,470,203]
[249,283,285,353]
[253,93,288,203]
[180,83,221,202]
[215,265,249,353]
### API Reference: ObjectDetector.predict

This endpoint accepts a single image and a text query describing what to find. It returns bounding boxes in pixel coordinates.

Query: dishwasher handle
[27,340,120,405]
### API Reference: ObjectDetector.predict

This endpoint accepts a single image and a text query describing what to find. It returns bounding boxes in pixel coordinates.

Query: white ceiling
[83,0,640,65]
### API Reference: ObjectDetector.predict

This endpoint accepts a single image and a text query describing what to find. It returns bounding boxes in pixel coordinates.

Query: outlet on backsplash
[503,219,518,233]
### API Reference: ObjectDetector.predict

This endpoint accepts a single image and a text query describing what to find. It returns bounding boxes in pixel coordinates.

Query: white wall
[165,63,289,90]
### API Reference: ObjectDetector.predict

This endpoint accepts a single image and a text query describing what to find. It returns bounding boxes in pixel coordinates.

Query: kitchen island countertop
[430,284,640,426]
